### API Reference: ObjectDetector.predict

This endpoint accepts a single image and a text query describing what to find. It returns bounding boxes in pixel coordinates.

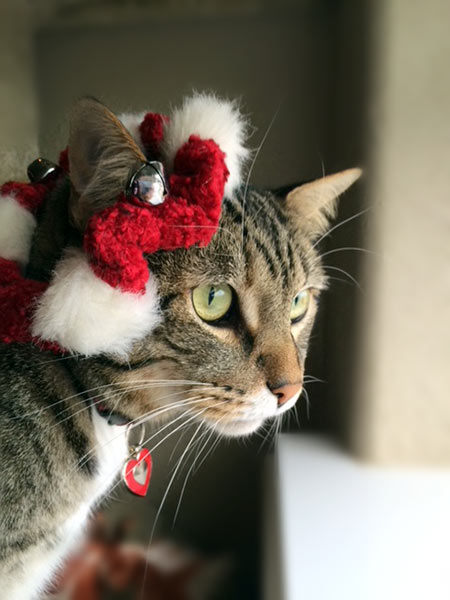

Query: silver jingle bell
[27,158,60,183]
[127,161,168,206]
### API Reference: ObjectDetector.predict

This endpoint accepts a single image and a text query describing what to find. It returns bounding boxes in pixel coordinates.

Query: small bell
[27,158,60,183]
[127,161,168,206]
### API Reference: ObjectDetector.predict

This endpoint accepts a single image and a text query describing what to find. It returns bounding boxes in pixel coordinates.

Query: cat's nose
[269,382,302,408]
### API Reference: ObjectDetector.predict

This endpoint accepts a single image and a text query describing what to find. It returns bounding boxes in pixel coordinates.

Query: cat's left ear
[68,97,147,229]
[285,168,362,239]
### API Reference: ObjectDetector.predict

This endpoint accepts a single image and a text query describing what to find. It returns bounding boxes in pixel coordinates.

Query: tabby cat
[0,96,360,599]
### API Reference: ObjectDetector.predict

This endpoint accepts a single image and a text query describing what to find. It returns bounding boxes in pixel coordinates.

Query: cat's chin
[213,418,264,438]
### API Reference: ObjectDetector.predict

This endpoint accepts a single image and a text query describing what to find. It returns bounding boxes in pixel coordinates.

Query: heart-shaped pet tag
[123,448,152,497]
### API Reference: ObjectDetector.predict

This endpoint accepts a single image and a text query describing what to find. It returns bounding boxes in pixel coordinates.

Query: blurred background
[1,0,449,598]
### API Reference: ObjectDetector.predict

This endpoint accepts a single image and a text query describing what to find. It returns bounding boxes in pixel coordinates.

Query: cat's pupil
[208,287,215,306]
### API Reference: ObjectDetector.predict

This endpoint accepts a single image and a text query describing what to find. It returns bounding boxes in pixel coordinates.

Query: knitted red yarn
[0,258,45,343]
[0,257,65,354]
[84,135,228,293]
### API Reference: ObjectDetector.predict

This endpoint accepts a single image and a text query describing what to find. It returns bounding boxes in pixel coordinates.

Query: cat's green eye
[290,289,311,323]
[192,283,233,323]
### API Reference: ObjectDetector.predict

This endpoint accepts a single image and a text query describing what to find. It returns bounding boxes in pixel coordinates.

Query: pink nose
[270,382,302,407]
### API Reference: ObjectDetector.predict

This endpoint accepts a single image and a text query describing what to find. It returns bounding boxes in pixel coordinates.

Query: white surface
[276,434,450,600]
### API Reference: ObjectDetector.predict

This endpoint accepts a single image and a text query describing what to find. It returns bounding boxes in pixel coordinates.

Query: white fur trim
[163,93,249,198]
[119,111,147,152]
[31,249,161,356]
[0,194,36,264]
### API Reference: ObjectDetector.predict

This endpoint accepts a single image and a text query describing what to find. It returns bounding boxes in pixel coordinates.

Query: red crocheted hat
[0,94,249,356]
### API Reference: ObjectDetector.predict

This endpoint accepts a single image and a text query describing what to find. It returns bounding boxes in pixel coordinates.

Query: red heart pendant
[123,448,152,497]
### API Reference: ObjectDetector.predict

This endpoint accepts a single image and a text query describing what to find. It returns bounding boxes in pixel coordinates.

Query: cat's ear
[68,97,146,229]
[284,168,362,239]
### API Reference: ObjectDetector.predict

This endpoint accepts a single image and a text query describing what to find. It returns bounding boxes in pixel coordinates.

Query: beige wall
[351,0,450,464]
[0,0,38,181]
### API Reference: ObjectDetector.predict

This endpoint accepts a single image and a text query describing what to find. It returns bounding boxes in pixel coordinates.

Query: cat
[0,94,360,599]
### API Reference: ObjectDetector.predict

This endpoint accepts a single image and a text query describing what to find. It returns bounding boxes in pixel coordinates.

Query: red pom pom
[139,113,168,160]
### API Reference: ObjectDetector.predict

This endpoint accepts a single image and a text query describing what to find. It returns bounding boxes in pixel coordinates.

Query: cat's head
[50,98,361,437]
[134,179,357,437]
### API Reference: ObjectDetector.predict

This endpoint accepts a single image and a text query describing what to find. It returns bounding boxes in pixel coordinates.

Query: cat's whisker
[14,379,213,420]
[168,424,191,463]
[314,245,380,263]
[293,403,301,431]
[169,412,223,479]
[262,418,277,452]
[149,421,204,540]
[310,206,371,251]
[71,382,211,419]
[267,417,278,443]
[11,382,118,420]
[303,374,326,384]
[257,417,277,454]
[194,432,222,474]
[252,428,268,442]
[323,264,364,292]
[128,388,224,430]
[319,154,326,178]
[241,101,282,253]
[12,383,148,420]
[168,423,208,476]
[302,387,311,421]
[192,426,215,466]
[265,414,280,453]
[169,422,207,480]
[47,384,204,432]
[140,401,228,551]
[144,403,216,457]
[326,275,357,287]
[171,420,221,528]
[37,353,83,365]
[286,407,292,429]
[191,417,225,476]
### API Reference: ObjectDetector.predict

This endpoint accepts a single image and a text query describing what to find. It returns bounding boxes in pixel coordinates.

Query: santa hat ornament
[0,93,249,356]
